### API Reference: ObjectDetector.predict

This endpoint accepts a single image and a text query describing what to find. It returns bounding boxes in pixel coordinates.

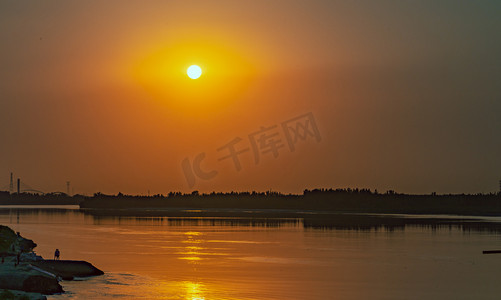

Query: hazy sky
[1,1,500,195]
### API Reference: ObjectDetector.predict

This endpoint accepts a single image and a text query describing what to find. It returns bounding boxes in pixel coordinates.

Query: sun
[187,65,202,79]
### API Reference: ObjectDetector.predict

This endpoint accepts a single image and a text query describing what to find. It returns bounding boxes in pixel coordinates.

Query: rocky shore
[0,225,103,299]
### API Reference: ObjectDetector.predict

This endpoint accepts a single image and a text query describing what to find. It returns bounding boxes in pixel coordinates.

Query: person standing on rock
[54,248,60,260]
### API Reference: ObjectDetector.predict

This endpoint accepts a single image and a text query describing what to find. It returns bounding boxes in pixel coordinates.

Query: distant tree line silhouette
[80,188,501,216]
[2,188,501,216]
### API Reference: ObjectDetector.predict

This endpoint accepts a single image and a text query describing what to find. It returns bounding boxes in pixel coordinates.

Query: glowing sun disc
[187,65,202,79]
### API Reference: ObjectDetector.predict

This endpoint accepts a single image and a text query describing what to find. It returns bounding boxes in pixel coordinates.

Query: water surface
[1,206,501,299]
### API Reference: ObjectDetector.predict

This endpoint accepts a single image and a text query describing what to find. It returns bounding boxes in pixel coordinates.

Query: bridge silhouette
[1,178,67,196]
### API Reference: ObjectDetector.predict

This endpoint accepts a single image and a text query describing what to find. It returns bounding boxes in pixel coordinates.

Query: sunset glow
[128,38,256,116]
[2,2,501,300]
[1,1,499,195]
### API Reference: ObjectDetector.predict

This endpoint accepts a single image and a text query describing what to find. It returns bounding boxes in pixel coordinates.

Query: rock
[0,264,63,295]
[0,225,103,297]
[20,252,42,263]
[22,275,63,294]
[0,225,37,255]
[0,226,63,295]
[18,238,37,253]
[0,226,17,253]
[32,260,104,279]
[0,289,47,300]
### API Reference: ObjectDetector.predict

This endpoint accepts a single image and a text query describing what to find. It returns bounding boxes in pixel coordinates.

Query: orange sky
[0,1,500,195]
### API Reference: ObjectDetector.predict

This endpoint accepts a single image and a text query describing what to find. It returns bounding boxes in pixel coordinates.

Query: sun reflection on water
[179,256,202,261]
[179,231,204,262]
[184,281,206,300]
[147,279,207,300]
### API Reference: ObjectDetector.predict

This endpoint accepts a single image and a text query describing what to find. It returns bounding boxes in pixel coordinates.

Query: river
[1,205,501,299]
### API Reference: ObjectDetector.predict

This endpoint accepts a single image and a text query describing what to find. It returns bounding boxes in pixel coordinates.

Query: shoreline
[0,225,103,299]
[2,190,501,217]
[80,206,501,217]
[80,208,501,233]
[5,204,501,232]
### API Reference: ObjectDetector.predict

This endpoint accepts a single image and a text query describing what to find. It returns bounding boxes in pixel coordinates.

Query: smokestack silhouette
[9,173,13,193]
[17,178,20,194]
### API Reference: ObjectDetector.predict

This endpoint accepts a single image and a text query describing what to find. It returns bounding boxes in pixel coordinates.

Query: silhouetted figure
[16,252,21,266]
[54,248,60,260]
